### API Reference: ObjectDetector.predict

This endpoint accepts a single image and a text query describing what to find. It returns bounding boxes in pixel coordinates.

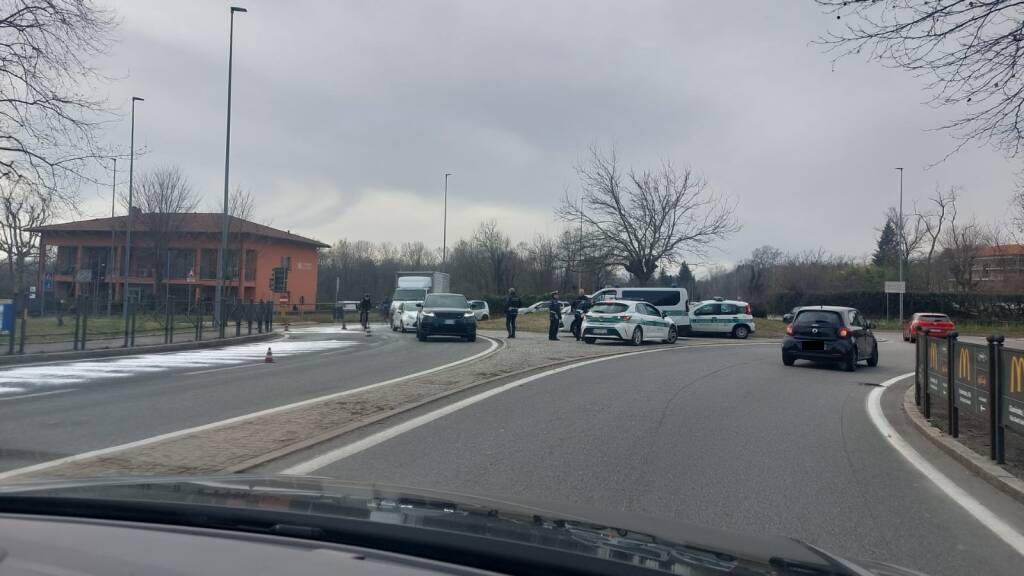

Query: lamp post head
[132,96,144,102]
[231,6,247,13]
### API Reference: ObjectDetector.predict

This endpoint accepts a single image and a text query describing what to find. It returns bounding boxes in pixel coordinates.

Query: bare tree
[0,176,52,298]
[126,167,199,298]
[744,245,783,295]
[941,211,986,294]
[816,1,1024,155]
[399,241,438,268]
[557,147,738,285]
[472,220,514,294]
[917,186,957,290]
[886,205,925,277]
[0,1,117,196]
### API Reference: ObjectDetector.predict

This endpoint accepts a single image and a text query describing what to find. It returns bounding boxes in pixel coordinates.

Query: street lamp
[896,167,904,326]
[122,96,143,341]
[107,156,116,316]
[215,5,247,338]
[442,172,451,267]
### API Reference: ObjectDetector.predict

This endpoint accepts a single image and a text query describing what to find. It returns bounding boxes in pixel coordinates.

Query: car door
[718,302,741,333]
[691,303,720,332]
[638,303,664,339]
[848,309,868,359]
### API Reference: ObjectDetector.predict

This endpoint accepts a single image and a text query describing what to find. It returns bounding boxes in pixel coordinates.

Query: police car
[689,298,756,339]
[580,300,679,345]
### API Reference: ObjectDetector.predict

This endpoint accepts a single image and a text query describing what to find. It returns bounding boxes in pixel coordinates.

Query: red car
[903,312,956,342]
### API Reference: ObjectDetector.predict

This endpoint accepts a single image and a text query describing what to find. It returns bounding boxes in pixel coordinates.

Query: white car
[689,298,756,339]
[468,300,490,321]
[581,300,678,345]
[391,301,422,333]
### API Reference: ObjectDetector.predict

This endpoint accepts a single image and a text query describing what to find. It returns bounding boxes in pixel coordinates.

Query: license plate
[444,319,455,325]
[594,328,610,334]
[802,341,824,351]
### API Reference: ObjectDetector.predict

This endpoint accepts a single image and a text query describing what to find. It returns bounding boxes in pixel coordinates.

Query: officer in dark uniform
[359,293,372,329]
[570,288,591,341]
[504,287,523,338]
[548,290,562,341]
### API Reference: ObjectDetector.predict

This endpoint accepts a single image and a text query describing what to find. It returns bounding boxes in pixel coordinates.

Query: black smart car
[416,292,477,342]
[781,306,878,371]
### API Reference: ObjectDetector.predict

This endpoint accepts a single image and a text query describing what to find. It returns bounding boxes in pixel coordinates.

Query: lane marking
[0,336,500,481]
[281,341,764,475]
[867,373,1024,556]
[0,389,76,403]
[185,363,266,376]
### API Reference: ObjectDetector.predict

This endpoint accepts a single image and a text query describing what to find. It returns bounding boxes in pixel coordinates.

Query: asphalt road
[0,325,487,472]
[277,335,1024,576]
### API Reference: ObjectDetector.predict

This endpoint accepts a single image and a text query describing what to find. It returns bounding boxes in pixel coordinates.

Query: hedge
[761,291,1024,320]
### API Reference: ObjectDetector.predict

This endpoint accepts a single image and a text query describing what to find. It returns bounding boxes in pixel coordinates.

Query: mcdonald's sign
[958,347,972,381]
[1011,355,1024,394]
[929,343,939,368]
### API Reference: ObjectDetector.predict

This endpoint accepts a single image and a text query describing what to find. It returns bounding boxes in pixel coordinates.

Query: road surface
[0,325,488,472]
[268,334,1024,576]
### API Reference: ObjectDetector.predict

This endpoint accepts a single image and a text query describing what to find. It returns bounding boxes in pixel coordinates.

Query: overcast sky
[84,0,1019,274]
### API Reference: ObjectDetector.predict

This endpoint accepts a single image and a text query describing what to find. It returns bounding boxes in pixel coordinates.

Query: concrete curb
[900,384,1024,506]
[0,331,283,367]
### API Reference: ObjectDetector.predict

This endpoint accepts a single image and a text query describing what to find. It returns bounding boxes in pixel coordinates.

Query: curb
[0,331,283,367]
[900,384,1024,506]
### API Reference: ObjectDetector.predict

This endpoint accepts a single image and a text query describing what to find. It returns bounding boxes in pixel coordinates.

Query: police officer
[504,287,523,338]
[570,288,591,341]
[359,293,372,329]
[548,290,562,341]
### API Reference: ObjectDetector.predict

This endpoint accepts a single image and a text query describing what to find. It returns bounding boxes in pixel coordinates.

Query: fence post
[130,303,137,347]
[168,298,175,343]
[6,294,15,355]
[948,331,958,438]
[267,302,273,331]
[123,297,130,347]
[197,305,204,341]
[247,299,253,335]
[235,302,241,337]
[18,295,26,355]
[987,335,998,461]
[80,298,88,351]
[995,335,1006,464]
[915,327,923,406]
[923,331,932,420]
[73,296,81,351]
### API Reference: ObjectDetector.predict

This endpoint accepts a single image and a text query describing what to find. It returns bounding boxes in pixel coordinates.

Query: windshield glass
[423,294,468,309]
[3,4,1021,576]
[590,303,629,314]
[393,288,427,301]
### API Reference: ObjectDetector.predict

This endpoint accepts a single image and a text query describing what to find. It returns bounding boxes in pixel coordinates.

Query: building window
[244,250,257,281]
[130,248,155,278]
[56,246,76,275]
[200,249,218,280]
[166,249,195,279]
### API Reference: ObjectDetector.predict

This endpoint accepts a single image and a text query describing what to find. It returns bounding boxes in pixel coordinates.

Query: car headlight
[464,311,475,317]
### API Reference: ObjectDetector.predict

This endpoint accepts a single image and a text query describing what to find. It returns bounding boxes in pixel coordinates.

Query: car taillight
[745,304,752,315]
[786,324,794,336]
[839,327,849,338]
[621,315,632,321]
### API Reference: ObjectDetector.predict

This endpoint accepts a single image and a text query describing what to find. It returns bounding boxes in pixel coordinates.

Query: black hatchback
[416,293,477,342]
[781,306,878,371]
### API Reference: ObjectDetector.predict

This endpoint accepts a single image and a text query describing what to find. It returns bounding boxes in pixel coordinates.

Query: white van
[588,287,691,334]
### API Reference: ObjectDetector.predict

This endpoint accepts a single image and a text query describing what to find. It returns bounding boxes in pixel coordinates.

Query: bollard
[73,304,81,351]
[130,305,137,347]
[947,331,958,438]
[80,301,88,351]
[915,327,923,406]
[987,335,998,461]
[18,299,26,355]
[994,335,1006,464]
[168,300,175,344]
[923,330,932,420]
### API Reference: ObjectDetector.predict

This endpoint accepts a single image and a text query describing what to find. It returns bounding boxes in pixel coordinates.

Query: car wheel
[630,326,643,346]
[868,342,879,367]
[465,332,477,342]
[481,314,489,321]
[583,337,596,344]
[782,353,795,366]
[843,347,858,372]
[664,326,678,344]
[732,325,750,340]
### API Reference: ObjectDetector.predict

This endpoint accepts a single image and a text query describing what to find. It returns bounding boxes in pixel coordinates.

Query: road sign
[884,281,906,294]
[0,302,11,335]
[1002,349,1024,433]
[954,342,989,415]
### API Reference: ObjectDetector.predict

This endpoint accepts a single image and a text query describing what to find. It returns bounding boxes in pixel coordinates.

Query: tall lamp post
[215,5,247,337]
[121,96,143,335]
[896,167,904,326]
[442,172,451,267]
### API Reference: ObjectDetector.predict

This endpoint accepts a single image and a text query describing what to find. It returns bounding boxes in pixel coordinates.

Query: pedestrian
[504,287,522,338]
[570,288,591,341]
[359,293,372,329]
[548,290,562,341]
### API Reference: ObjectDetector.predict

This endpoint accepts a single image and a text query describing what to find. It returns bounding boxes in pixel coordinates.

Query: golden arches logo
[1010,355,1024,394]
[958,348,971,381]
[930,343,938,367]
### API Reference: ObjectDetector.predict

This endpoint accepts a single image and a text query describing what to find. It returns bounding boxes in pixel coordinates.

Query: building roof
[976,244,1024,257]
[30,213,329,248]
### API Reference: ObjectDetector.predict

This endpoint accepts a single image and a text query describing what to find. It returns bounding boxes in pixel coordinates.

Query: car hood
[421,307,470,314]
[0,475,927,576]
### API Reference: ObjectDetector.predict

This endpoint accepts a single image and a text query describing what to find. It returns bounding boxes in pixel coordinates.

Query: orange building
[31,212,328,308]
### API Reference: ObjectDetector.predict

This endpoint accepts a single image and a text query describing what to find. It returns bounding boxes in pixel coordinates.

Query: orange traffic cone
[264,347,274,363]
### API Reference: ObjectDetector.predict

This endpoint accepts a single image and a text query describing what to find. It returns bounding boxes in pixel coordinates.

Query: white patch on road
[289,324,382,334]
[0,336,500,482]
[281,341,770,475]
[868,373,1024,557]
[0,340,357,394]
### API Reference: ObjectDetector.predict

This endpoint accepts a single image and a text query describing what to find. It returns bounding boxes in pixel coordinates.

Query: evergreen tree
[873,217,900,268]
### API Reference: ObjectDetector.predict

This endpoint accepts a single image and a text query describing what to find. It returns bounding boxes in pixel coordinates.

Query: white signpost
[884,281,906,294]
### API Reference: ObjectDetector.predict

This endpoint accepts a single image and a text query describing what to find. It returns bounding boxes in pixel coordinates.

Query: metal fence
[3,293,276,356]
[915,329,1024,468]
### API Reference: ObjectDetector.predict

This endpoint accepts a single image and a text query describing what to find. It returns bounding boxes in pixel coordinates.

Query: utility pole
[896,167,904,326]
[442,172,451,267]
[108,157,116,316]
[122,97,143,331]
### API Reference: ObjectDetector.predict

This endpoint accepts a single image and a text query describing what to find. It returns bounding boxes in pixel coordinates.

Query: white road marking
[0,340,357,393]
[867,373,1024,557]
[0,389,75,402]
[0,336,500,481]
[281,341,770,475]
[185,363,266,376]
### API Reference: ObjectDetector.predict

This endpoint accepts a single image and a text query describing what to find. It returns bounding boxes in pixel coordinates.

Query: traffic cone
[264,347,274,363]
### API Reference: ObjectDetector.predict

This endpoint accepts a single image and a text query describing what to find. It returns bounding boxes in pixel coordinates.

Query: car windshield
[423,294,468,309]
[3,3,1022,576]
[794,310,842,326]
[591,303,629,314]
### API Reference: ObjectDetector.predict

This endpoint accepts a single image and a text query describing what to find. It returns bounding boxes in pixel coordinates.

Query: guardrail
[915,328,1024,466]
